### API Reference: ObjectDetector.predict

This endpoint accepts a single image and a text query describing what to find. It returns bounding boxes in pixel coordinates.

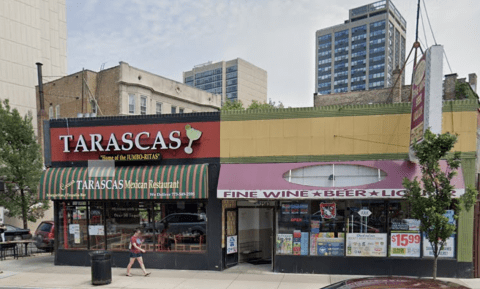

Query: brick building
[36,61,222,150]
[314,70,478,107]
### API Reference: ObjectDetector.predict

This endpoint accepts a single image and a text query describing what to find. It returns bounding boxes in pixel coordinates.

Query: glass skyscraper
[183,58,267,107]
[316,0,406,95]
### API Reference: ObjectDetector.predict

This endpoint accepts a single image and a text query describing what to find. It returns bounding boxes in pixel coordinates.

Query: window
[49,106,54,119]
[156,102,162,114]
[58,201,89,250]
[140,96,147,115]
[171,106,177,114]
[276,199,439,258]
[128,94,135,114]
[56,200,207,253]
[55,105,60,118]
[179,108,184,114]
[90,100,97,114]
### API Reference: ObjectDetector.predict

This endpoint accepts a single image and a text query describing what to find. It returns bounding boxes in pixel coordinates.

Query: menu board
[423,234,455,258]
[390,233,421,257]
[346,233,387,257]
[276,234,293,255]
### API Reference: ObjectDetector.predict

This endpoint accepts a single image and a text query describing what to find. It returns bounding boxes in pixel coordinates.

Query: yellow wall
[220,111,477,159]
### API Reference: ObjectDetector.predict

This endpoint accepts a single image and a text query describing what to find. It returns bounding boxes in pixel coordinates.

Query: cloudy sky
[66,0,479,108]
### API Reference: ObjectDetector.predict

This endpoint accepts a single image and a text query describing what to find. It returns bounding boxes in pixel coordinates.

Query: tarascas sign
[49,122,219,163]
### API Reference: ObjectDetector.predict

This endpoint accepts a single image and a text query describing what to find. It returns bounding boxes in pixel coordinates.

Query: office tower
[315,0,406,95]
[183,58,267,107]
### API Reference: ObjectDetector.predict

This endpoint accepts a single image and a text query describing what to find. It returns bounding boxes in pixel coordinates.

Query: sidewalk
[1,254,479,289]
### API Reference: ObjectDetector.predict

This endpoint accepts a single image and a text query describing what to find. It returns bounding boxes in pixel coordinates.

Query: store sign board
[346,233,387,257]
[226,235,237,254]
[390,233,421,257]
[410,54,427,146]
[48,121,220,163]
[357,209,372,217]
[217,188,465,199]
[423,234,455,258]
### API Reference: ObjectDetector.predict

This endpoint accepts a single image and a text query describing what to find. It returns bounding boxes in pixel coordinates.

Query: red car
[34,221,54,252]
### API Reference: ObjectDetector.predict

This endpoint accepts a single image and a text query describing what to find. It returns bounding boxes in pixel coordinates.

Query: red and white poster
[320,203,336,219]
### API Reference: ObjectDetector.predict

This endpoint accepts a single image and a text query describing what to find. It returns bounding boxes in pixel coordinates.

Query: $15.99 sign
[390,233,421,257]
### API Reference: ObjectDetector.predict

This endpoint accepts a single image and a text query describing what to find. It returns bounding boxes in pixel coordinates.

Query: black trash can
[89,250,112,285]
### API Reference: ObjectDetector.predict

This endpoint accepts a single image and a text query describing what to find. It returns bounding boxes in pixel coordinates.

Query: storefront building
[218,100,478,278]
[39,99,478,277]
[39,113,224,270]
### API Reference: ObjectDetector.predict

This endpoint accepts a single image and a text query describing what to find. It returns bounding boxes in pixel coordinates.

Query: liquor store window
[275,199,456,259]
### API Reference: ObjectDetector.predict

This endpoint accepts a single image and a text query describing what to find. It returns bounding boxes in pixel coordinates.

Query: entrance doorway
[236,207,274,270]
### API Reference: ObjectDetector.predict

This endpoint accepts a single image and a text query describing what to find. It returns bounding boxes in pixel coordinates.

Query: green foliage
[0,99,49,228]
[402,129,477,278]
[455,82,478,100]
[221,99,285,111]
[247,99,284,110]
[221,99,245,111]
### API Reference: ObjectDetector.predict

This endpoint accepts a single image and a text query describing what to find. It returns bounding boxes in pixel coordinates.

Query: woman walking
[126,228,150,277]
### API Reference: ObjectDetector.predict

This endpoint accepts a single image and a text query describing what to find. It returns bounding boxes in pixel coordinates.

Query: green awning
[38,164,208,200]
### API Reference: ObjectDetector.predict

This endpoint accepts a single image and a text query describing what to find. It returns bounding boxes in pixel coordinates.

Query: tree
[247,99,284,110]
[221,99,245,111]
[221,98,285,111]
[402,129,477,279]
[0,99,49,229]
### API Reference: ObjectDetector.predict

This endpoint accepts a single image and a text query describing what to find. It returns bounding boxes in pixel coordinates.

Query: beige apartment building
[37,61,221,132]
[183,58,267,107]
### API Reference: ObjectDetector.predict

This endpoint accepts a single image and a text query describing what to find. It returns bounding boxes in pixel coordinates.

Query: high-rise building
[0,0,67,132]
[0,0,67,230]
[315,0,406,95]
[183,58,267,107]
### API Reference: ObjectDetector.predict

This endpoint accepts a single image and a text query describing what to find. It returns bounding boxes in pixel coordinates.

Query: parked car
[321,276,468,289]
[145,213,206,235]
[34,221,54,251]
[3,224,32,241]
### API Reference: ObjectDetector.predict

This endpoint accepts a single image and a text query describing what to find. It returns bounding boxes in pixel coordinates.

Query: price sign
[390,233,421,257]
[358,209,372,217]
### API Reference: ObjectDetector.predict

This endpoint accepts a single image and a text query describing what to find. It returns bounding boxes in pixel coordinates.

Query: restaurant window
[58,201,88,250]
[156,102,162,114]
[151,201,207,253]
[88,202,105,250]
[171,106,177,114]
[106,201,154,252]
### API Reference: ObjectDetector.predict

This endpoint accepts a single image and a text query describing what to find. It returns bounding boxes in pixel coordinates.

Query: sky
[66,0,480,108]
